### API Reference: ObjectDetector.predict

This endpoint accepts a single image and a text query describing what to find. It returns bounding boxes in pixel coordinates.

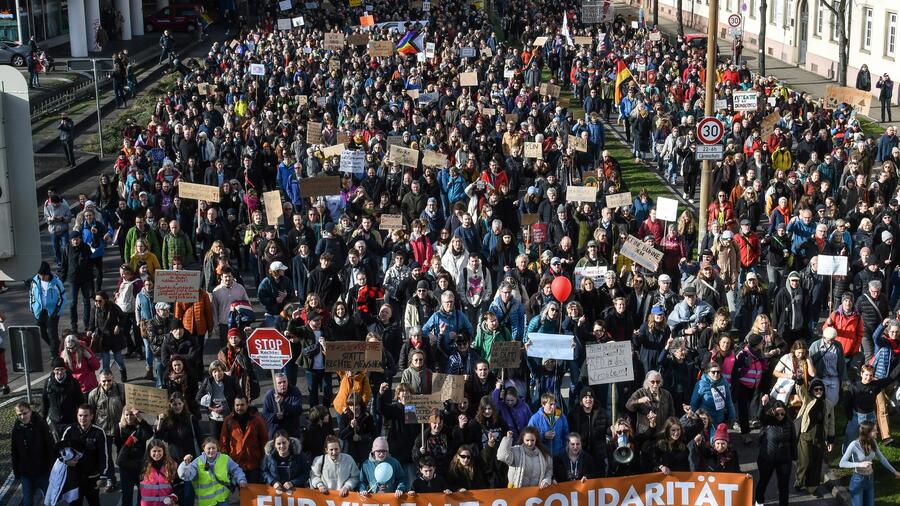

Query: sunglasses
[709,370,722,375]
[458,454,471,459]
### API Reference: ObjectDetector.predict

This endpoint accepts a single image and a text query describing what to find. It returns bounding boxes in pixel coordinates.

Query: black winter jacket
[42,373,84,428]
[11,412,56,478]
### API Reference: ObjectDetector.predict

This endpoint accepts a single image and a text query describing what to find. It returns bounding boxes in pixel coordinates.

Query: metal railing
[29,76,99,122]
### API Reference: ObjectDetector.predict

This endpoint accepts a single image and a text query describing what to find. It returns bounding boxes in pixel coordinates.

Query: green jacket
[162,231,194,269]
[473,322,511,364]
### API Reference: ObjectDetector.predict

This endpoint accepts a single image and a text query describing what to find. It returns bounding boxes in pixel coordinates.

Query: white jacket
[309,453,360,491]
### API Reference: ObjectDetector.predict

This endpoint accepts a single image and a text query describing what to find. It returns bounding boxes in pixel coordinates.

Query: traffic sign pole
[698,0,719,239]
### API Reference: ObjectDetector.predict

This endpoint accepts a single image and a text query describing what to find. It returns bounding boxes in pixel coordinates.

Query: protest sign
[582,1,600,23]
[619,234,664,271]
[481,46,492,57]
[649,31,662,41]
[336,132,350,144]
[249,63,266,76]
[732,91,759,111]
[154,270,202,303]
[386,135,405,146]
[278,0,292,8]
[379,214,404,230]
[459,47,476,58]
[656,196,679,221]
[124,384,171,417]
[525,333,574,360]
[291,16,305,26]
[348,33,369,45]
[568,134,587,152]
[306,121,323,144]
[321,143,345,158]
[760,111,781,138]
[323,32,345,50]
[300,176,341,197]
[405,393,443,423]
[481,107,496,116]
[532,36,549,46]
[178,182,220,202]
[573,36,593,45]
[368,40,394,57]
[714,98,728,111]
[389,145,419,167]
[605,191,632,208]
[566,185,597,203]
[276,18,292,30]
[324,341,383,372]
[242,473,752,505]
[530,223,547,243]
[262,191,283,226]
[539,83,561,98]
[818,255,849,276]
[825,84,873,114]
[524,142,543,159]
[422,150,448,167]
[339,149,366,174]
[489,341,521,369]
[574,265,607,287]
[406,89,420,99]
[432,373,465,402]
[586,341,635,385]
[460,72,478,87]
[520,213,539,226]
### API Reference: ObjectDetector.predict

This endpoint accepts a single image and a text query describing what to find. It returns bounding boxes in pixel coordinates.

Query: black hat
[416,280,430,290]
[37,261,52,276]
[746,334,763,348]
[50,357,66,369]
[169,319,184,331]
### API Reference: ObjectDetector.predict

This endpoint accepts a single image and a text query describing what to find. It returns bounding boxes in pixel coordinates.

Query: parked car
[683,34,722,60]
[0,41,32,67]
[145,4,202,33]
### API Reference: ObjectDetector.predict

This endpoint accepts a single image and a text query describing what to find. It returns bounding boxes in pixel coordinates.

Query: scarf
[225,346,243,378]
[233,410,251,431]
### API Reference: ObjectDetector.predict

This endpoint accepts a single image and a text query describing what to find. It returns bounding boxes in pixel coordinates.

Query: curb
[824,469,851,505]
[34,154,101,200]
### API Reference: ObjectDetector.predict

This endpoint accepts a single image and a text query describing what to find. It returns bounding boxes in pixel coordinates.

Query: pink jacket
[65,348,101,393]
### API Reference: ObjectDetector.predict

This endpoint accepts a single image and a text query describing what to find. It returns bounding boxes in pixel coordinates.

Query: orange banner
[240,472,753,505]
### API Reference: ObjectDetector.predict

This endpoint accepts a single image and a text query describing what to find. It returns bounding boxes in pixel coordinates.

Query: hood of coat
[264,436,302,456]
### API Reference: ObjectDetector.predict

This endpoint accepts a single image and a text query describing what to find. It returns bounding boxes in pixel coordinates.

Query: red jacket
[823,310,864,356]
[219,412,269,472]
[637,218,664,244]
[733,232,761,268]
[707,201,735,230]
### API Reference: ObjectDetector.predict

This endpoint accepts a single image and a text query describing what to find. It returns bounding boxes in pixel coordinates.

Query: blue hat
[650,305,665,316]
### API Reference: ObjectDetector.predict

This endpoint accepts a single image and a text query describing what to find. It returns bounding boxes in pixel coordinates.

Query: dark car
[683,34,722,60]
[145,4,201,33]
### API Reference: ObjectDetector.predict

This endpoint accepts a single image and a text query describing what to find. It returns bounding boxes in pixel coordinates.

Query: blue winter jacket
[488,294,526,342]
[526,408,569,456]
[358,456,408,493]
[690,374,736,424]
[29,274,66,319]
[422,309,475,355]
[786,218,816,254]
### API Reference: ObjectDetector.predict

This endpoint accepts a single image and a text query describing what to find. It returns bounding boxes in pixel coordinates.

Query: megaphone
[613,434,634,464]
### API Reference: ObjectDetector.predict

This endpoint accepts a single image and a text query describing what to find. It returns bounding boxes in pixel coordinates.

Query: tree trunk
[676,0,684,35]
[758,0,767,75]
[653,0,659,27]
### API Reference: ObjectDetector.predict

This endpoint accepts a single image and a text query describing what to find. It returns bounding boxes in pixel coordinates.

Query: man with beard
[220,395,269,483]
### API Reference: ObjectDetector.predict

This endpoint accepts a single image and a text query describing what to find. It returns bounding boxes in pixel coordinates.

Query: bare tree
[653,0,659,27]
[821,0,852,86]
[758,0,767,75]
[676,0,684,35]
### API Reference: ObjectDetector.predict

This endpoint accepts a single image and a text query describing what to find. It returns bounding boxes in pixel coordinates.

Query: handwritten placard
[324,32,345,50]
[569,134,588,152]
[732,91,759,112]
[277,17,292,30]
[586,341,634,385]
[263,190,283,226]
[389,145,419,167]
[460,72,478,87]
[379,214,404,230]
[432,373,465,403]
[566,185,597,203]
[619,234,664,271]
[539,83,561,98]
[154,269,202,303]
[532,36,549,46]
[321,143,345,158]
[324,341,383,372]
[339,149,366,174]
[301,176,341,197]
[524,142,543,159]
[386,135,405,147]
[520,213,539,226]
[306,121,323,144]
[124,383,171,417]
[489,341,521,369]
[406,393,443,423]
[348,33,369,45]
[825,84,873,114]
[605,191,632,208]
[573,36,593,45]
[178,182,220,202]
[818,255,849,276]
[249,63,266,76]
[368,40,394,57]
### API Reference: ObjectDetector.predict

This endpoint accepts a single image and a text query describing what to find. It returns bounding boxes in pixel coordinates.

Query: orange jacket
[174,290,214,337]
[218,412,269,471]
[332,371,372,414]
[823,310,864,356]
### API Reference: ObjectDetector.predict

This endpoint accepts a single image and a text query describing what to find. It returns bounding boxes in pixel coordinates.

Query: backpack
[227,300,256,328]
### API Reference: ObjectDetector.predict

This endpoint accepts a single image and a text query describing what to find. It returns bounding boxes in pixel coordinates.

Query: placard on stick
[432,373,464,403]
[301,176,341,197]
[306,121,323,144]
[539,83,561,98]
[348,33,369,45]
[324,341,383,372]
[324,32,345,50]
[460,72,478,87]
[818,255,848,276]
[573,36,593,45]
[125,383,171,417]
[605,191,632,208]
[422,150,448,167]
[321,143,345,158]
[178,182,220,202]
[619,234,664,271]
[489,341,521,369]
[154,269,202,303]
[566,185,597,203]
[379,214,404,230]
[520,213,539,226]
[569,135,587,152]
[586,341,634,385]
[524,142,543,159]
[406,393,443,423]
[655,196,679,221]
[263,190,283,225]
[389,145,419,167]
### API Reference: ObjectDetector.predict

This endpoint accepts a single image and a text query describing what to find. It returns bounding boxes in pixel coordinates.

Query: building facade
[642,0,898,103]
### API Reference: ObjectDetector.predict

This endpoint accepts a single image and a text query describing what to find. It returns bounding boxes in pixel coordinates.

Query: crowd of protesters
[12,0,900,505]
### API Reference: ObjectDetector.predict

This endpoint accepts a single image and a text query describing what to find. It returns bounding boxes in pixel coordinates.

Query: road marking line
[0,471,17,502]
[15,373,50,392]
[0,394,24,408]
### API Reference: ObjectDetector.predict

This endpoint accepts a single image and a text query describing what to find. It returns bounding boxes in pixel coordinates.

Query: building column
[84,0,101,51]
[115,0,131,40]
[68,0,88,57]
[156,0,169,11]
[130,0,144,36]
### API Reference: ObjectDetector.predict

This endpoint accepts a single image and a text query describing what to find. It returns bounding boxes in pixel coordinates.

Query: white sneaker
[683,192,688,199]
[689,198,695,204]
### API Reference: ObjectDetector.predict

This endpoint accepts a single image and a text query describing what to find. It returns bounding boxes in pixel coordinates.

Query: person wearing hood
[795,378,835,495]
[772,271,808,346]
[358,436,408,496]
[30,260,66,359]
[690,362,736,439]
[42,356,85,437]
[261,430,310,494]
[219,395,268,483]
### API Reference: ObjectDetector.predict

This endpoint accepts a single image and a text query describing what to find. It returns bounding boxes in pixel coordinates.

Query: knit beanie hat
[713,423,730,443]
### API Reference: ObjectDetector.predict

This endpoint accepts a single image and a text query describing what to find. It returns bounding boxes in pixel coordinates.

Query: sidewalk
[615,0,900,125]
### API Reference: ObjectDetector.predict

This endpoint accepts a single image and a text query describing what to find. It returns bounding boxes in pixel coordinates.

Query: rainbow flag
[396,29,424,55]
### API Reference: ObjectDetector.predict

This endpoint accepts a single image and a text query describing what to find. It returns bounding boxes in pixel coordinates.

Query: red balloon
[551,276,573,302]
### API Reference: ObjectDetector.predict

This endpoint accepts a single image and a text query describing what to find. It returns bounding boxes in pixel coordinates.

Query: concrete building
[641,0,898,102]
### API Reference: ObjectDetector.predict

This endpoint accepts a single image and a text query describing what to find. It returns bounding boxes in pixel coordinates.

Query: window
[831,12,840,40]
[888,12,898,56]
[863,7,873,49]
[748,0,756,18]
[815,0,824,35]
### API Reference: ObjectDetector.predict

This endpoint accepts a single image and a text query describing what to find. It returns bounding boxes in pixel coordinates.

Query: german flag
[614,59,633,105]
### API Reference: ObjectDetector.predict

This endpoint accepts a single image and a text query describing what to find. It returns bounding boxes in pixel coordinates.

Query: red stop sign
[246,328,292,370]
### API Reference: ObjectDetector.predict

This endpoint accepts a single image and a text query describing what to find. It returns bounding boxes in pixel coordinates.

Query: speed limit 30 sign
[728,14,742,27]
[697,117,725,145]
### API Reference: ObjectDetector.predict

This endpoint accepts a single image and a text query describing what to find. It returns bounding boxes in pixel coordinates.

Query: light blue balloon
[374,461,393,484]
